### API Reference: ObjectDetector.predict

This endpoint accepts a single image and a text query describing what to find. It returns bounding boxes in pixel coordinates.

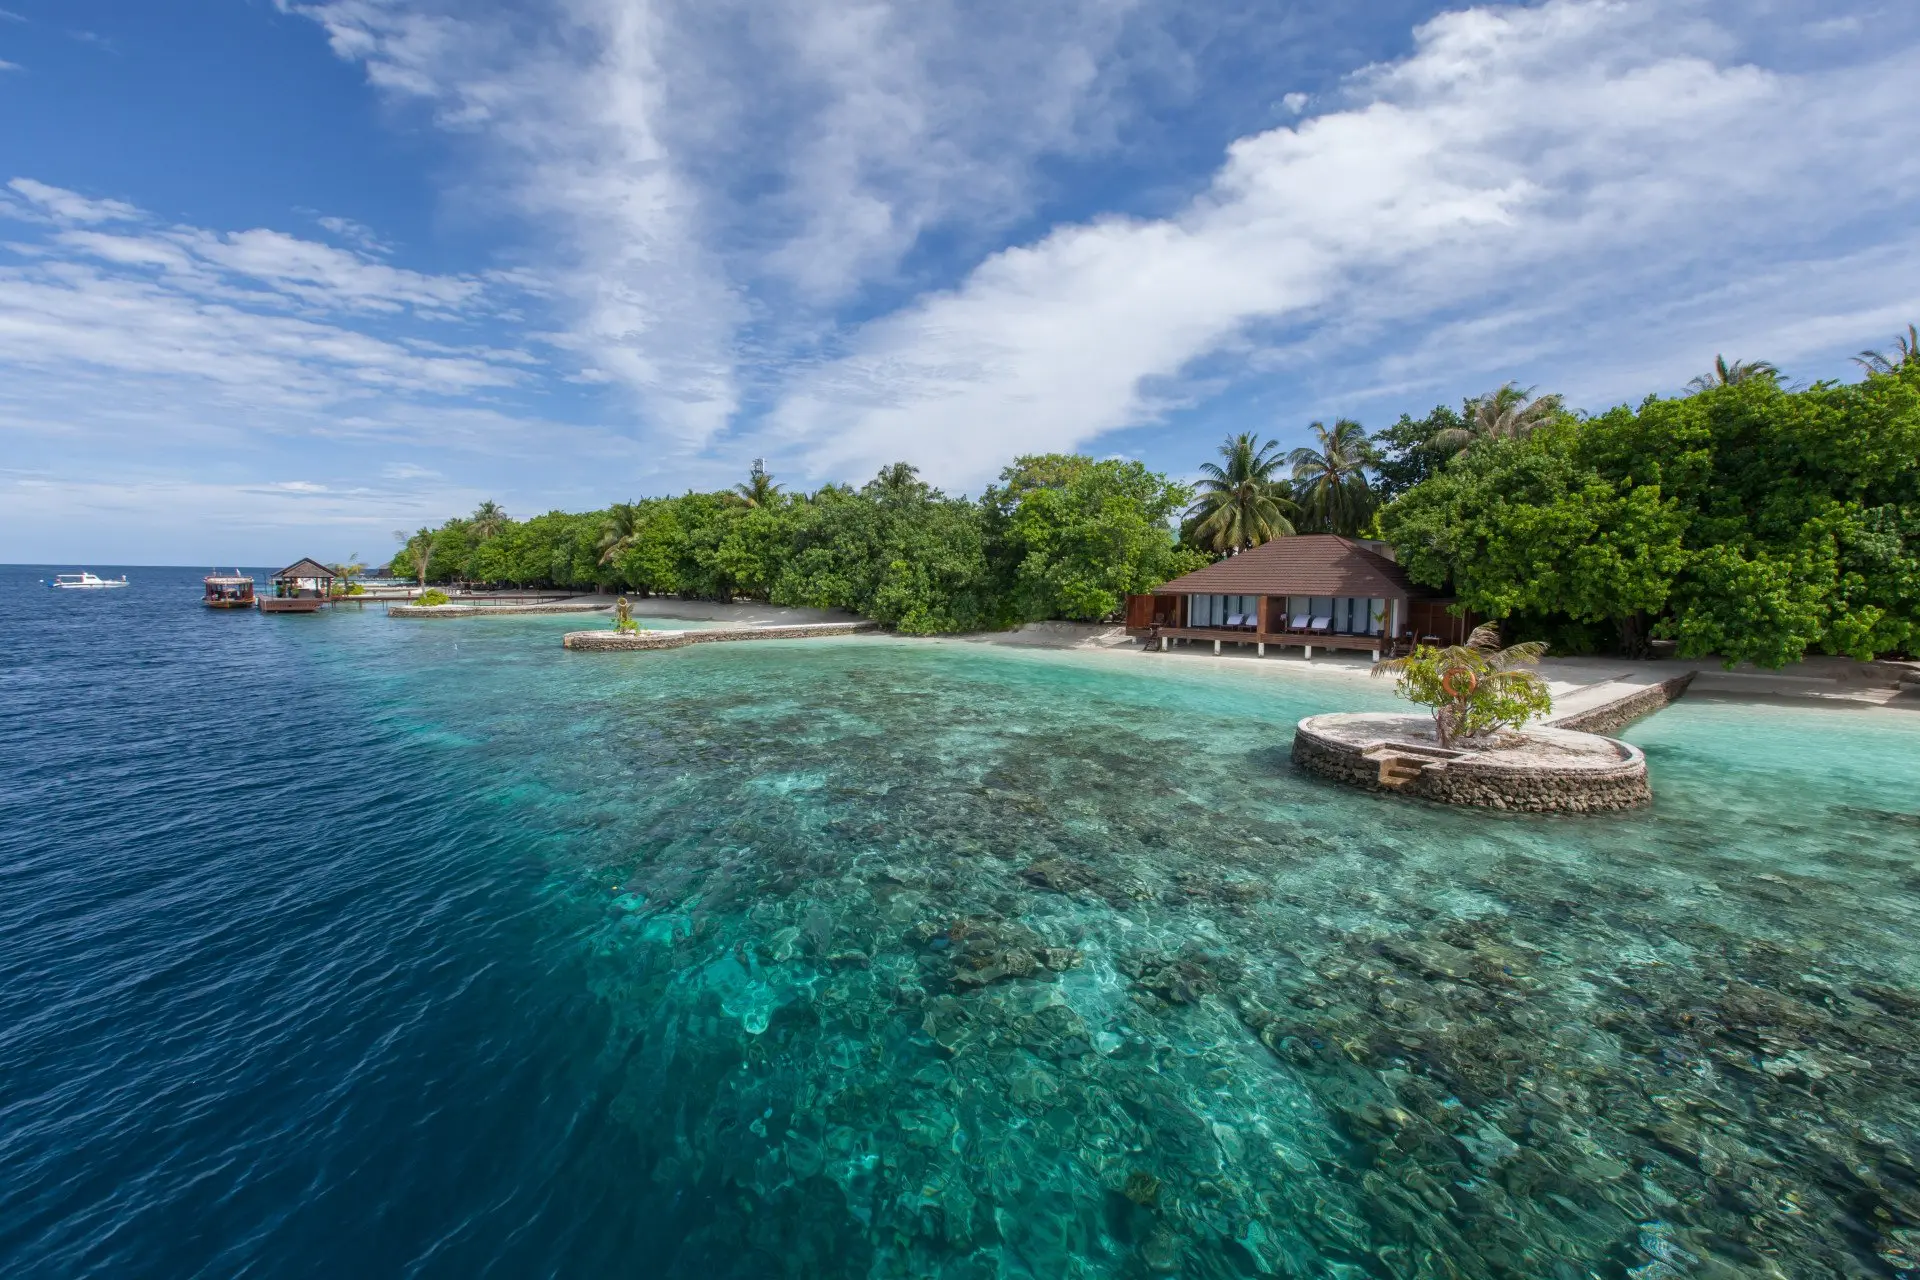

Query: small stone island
[1293,712,1650,812]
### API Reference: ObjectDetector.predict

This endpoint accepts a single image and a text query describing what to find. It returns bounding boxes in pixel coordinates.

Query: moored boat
[47,572,129,590]
[204,572,256,608]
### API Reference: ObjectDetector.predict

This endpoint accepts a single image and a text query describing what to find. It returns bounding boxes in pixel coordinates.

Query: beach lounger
[1309,615,1332,632]
[1289,612,1310,630]
[1224,613,1243,627]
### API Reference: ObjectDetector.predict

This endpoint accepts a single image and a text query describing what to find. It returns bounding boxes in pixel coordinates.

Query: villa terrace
[1125,534,1476,659]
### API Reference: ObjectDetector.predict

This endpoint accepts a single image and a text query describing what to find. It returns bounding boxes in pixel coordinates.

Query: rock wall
[1291,723,1651,813]
[563,621,879,651]
[1549,672,1697,735]
[388,602,609,617]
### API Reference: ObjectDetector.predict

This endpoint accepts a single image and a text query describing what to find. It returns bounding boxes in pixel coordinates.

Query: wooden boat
[258,558,336,613]
[203,572,255,609]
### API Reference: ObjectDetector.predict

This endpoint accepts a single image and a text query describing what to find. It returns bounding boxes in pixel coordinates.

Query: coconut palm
[1687,355,1779,393]
[1855,325,1919,376]
[1186,433,1296,553]
[1371,623,1550,746]
[1431,383,1563,454]
[469,500,509,539]
[1288,419,1375,536]
[394,527,434,590]
[597,502,644,567]
[733,459,781,508]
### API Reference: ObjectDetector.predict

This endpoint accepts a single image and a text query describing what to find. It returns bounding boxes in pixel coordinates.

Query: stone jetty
[563,621,879,651]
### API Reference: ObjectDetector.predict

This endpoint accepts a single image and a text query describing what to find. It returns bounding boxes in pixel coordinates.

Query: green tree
[1687,355,1778,394]
[469,500,509,540]
[1371,405,1465,502]
[1371,624,1553,746]
[1185,433,1296,552]
[733,459,782,508]
[1855,325,1919,377]
[985,454,1203,621]
[1288,419,1376,535]
[1431,383,1564,454]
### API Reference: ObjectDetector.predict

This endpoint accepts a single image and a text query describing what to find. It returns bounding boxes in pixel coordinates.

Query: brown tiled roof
[1153,535,1431,598]
[272,557,337,581]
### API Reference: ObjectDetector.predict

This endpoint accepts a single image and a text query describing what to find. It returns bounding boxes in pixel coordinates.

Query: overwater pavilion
[1125,535,1475,659]
[260,557,338,613]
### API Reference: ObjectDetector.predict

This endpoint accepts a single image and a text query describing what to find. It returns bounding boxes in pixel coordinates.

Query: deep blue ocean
[3,565,1918,1279]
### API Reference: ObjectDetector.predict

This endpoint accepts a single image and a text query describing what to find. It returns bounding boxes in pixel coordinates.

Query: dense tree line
[387,455,1204,634]
[1377,340,1920,664]
[388,328,1918,661]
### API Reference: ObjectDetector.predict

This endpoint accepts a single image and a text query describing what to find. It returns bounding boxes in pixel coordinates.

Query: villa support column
[1304,644,1313,659]
[1213,639,1221,655]
[1256,595,1270,657]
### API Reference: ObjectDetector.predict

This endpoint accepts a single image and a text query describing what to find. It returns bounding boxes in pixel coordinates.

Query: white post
[1304,645,1313,659]
[1371,648,1380,661]
[1161,635,1168,651]
[1257,642,1265,656]
[1213,639,1221,655]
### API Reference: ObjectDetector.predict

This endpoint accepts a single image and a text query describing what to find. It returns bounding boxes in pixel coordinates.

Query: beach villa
[1125,534,1477,659]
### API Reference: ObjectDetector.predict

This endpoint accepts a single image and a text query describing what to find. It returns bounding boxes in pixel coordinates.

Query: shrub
[417,588,451,607]
[1372,624,1553,745]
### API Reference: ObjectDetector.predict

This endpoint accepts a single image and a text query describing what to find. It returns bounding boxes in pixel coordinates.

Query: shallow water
[3,567,1918,1278]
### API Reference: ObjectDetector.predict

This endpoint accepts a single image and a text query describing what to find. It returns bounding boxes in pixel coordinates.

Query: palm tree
[394,527,434,590]
[1855,325,1919,376]
[733,459,781,508]
[1186,433,1295,553]
[597,502,644,567]
[1371,623,1550,747]
[1431,383,1563,454]
[330,553,367,594]
[1288,419,1375,536]
[469,500,509,539]
[1687,355,1779,393]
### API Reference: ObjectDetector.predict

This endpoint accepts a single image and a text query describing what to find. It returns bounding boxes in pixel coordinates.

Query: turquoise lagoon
[386,613,1920,1277]
[3,576,1917,1278]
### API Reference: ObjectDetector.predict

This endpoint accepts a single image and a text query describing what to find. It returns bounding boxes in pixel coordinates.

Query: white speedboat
[48,572,129,590]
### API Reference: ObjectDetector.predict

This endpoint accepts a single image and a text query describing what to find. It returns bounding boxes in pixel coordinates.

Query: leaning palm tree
[394,527,435,590]
[733,459,781,508]
[597,502,644,567]
[1687,355,1779,393]
[1186,432,1295,553]
[469,500,509,539]
[1371,623,1551,747]
[1432,383,1563,454]
[1855,325,1919,376]
[1288,419,1375,536]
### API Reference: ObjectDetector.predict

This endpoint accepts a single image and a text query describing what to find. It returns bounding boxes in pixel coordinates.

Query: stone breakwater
[389,602,610,618]
[563,621,879,651]
[1292,712,1651,812]
[1546,671,1697,734]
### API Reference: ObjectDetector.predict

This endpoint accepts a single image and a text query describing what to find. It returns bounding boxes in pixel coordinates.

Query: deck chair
[1224,613,1243,628]
[1288,612,1310,630]
[1309,615,1332,632]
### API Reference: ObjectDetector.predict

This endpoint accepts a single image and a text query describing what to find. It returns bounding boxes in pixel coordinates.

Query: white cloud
[9,177,140,224]
[764,0,1920,485]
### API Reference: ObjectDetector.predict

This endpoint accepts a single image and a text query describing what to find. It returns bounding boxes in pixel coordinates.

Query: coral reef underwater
[512,643,1920,1279]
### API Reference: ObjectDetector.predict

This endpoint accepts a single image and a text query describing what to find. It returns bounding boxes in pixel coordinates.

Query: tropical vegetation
[1372,623,1554,745]
[383,327,1918,662]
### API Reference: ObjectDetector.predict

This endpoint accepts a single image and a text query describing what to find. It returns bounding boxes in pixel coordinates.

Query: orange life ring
[1440,666,1478,698]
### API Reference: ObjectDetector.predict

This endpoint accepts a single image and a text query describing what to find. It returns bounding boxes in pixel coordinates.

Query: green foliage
[986,455,1205,621]
[384,452,1197,634]
[1373,625,1554,745]
[1184,433,1296,552]
[416,588,451,607]
[1382,359,1920,665]
[1289,419,1376,535]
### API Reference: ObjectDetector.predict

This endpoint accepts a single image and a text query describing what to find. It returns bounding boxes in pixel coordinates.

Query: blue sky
[3,0,1918,565]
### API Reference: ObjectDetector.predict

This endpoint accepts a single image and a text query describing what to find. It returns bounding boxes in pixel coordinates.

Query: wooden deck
[1132,625,1396,657]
